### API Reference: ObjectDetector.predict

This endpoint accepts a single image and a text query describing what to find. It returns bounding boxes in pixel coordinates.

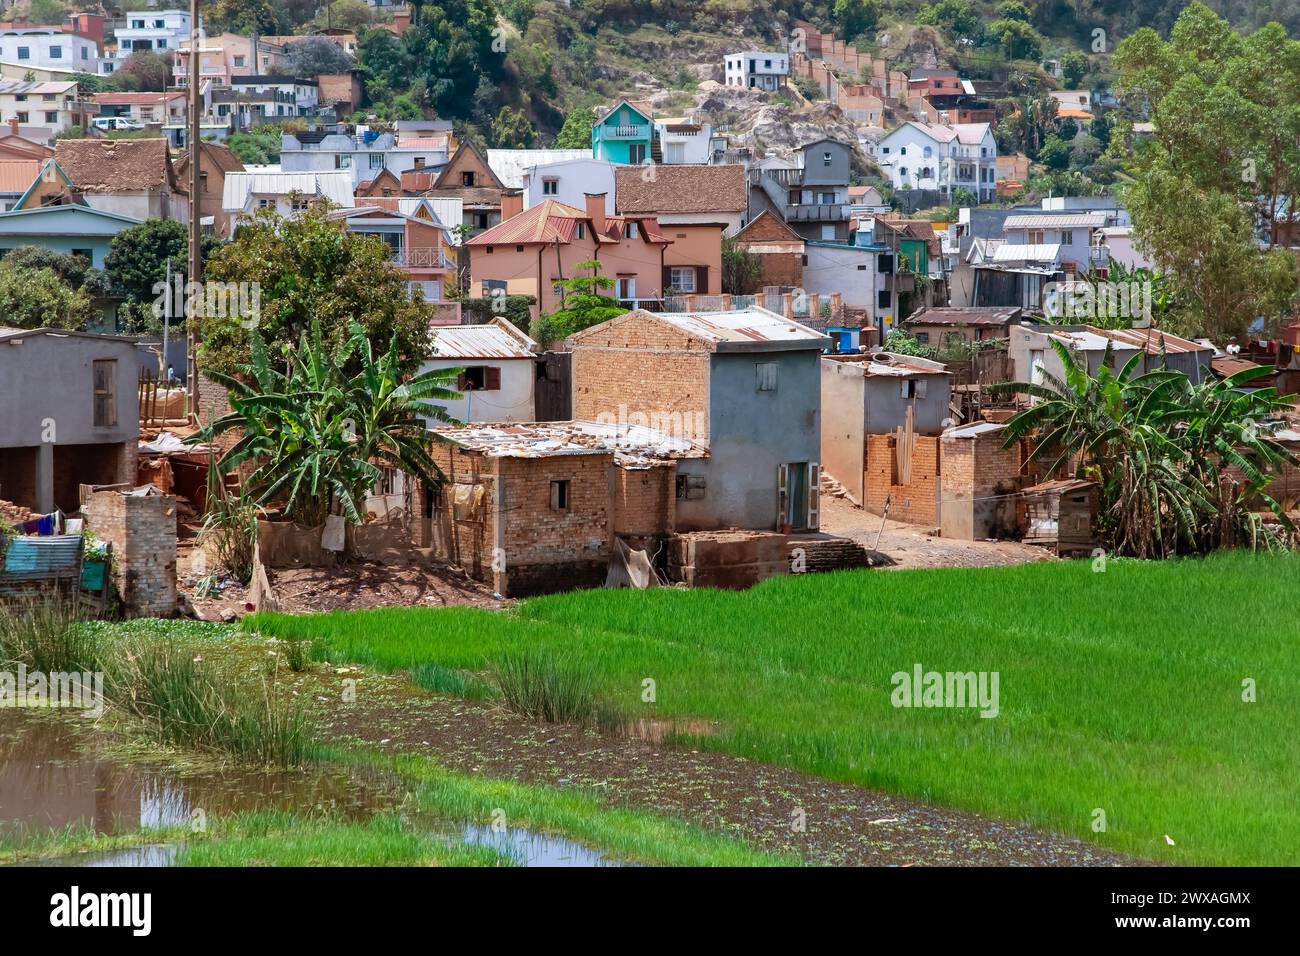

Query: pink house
[466,194,671,318]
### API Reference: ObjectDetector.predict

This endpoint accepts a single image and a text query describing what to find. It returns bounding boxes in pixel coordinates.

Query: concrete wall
[418,357,534,424]
[820,358,866,503]
[863,373,951,435]
[799,141,850,188]
[803,242,878,309]
[683,349,821,532]
[522,159,615,213]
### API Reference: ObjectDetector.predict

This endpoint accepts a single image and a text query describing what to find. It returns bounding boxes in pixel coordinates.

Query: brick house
[0,328,139,514]
[730,210,805,292]
[426,421,703,596]
[29,138,188,221]
[173,140,244,238]
[569,307,829,533]
[417,139,506,236]
[613,164,747,297]
[466,195,671,317]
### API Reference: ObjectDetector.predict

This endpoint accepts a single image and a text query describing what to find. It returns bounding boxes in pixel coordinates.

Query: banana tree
[196,321,462,528]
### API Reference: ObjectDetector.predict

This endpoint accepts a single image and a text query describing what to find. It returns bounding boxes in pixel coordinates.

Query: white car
[90,116,146,132]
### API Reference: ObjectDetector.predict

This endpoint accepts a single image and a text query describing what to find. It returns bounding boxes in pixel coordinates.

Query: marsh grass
[488,648,626,728]
[0,599,99,673]
[282,638,312,673]
[410,661,496,701]
[103,640,310,767]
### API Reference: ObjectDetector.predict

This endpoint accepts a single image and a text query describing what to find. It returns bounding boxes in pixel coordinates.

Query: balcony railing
[390,247,454,269]
[784,203,850,222]
[601,124,649,139]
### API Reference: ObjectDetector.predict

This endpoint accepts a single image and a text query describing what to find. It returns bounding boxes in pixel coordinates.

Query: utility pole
[186,0,202,423]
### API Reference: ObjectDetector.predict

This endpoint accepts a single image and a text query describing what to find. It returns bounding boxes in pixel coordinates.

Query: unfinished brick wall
[425,443,495,581]
[612,463,676,539]
[197,371,240,460]
[497,453,611,596]
[939,433,1022,540]
[570,312,711,443]
[865,433,940,526]
[82,490,178,617]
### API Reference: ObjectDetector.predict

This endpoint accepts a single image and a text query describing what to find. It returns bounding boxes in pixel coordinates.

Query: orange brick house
[466,196,671,318]
[730,209,805,292]
[613,164,747,297]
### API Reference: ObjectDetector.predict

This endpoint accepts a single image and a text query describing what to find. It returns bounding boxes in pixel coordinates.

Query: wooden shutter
[456,371,467,390]
[485,366,501,391]
[696,266,707,294]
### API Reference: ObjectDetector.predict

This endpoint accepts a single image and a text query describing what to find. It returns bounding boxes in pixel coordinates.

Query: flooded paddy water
[0,710,622,867]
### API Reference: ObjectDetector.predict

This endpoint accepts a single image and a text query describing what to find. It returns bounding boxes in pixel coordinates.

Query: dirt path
[820,495,1053,571]
[296,658,1138,867]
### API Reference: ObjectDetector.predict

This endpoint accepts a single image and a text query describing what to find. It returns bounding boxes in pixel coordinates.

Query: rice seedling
[410,661,496,701]
[488,647,623,726]
[247,552,1300,865]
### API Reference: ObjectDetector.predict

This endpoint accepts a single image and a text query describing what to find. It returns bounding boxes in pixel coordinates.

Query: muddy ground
[242,635,1141,867]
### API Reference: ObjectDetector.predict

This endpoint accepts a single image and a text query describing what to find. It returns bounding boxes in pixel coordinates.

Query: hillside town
[0,0,1297,890]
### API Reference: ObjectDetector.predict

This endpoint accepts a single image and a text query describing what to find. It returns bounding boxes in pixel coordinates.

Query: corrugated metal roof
[906,307,1019,326]
[222,170,354,212]
[655,308,829,347]
[992,243,1060,262]
[428,319,537,359]
[1099,327,1210,355]
[0,159,39,194]
[432,420,706,467]
[486,148,592,188]
[1004,212,1107,230]
[943,421,1005,439]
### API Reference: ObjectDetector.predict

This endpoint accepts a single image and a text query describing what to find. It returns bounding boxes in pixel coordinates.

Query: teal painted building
[591,100,653,165]
[0,204,143,270]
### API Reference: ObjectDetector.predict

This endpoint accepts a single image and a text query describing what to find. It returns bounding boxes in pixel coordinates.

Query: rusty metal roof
[432,420,707,469]
[427,318,537,359]
[1099,327,1211,355]
[654,308,829,351]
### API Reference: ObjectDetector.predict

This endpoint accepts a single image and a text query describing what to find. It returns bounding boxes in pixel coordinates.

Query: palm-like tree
[197,322,462,528]
[996,339,1296,558]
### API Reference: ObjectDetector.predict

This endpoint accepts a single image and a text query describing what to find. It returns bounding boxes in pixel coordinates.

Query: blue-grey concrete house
[569,307,830,532]
[0,204,142,270]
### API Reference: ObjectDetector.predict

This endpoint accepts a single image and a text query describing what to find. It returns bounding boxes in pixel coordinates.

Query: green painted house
[591,100,653,165]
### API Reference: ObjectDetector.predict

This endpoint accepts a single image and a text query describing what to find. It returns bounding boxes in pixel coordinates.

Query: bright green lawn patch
[247,552,1300,865]
[179,811,509,867]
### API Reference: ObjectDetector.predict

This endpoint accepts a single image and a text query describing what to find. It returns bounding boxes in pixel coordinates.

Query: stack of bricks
[82,489,177,617]
[864,433,940,526]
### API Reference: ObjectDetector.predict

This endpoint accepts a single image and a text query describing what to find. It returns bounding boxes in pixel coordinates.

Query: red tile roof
[613,164,746,215]
[466,199,669,247]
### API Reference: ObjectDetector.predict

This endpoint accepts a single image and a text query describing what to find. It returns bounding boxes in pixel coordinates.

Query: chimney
[500,190,523,220]
[584,192,606,237]
[8,117,18,135]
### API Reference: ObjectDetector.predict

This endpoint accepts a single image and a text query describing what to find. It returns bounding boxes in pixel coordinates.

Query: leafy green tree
[228,124,285,165]
[916,0,983,43]
[553,106,596,148]
[318,0,375,32]
[1060,51,1089,87]
[2,246,111,298]
[209,0,281,34]
[0,263,95,331]
[1113,1,1300,341]
[531,261,624,345]
[996,1,1032,22]
[831,0,881,43]
[996,339,1297,557]
[721,239,762,295]
[199,321,461,529]
[286,37,355,77]
[105,219,221,335]
[1038,135,1071,170]
[115,51,171,92]
[987,18,1044,60]
[491,106,537,147]
[200,205,432,378]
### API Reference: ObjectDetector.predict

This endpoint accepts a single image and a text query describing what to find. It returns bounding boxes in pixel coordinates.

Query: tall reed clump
[103,640,310,767]
[198,454,258,585]
[0,598,99,674]
[488,648,624,731]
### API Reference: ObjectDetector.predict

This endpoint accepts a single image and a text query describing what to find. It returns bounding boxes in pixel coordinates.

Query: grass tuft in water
[0,598,99,674]
[488,648,623,727]
[410,661,497,701]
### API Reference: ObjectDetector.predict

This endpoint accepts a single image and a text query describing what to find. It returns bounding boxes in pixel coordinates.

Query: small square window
[550,480,570,511]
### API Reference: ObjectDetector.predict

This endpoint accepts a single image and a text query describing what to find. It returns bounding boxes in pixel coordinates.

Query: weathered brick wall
[570,312,711,443]
[865,433,940,526]
[82,490,177,617]
[939,432,1021,539]
[497,453,610,596]
[425,443,495,581]
[196,371,240,460]
[612,463,675,537]
[756,252,803,290]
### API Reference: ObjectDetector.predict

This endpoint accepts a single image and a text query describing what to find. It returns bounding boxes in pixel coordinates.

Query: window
[624,222,638,240]
[16,47,29,60]
[233,55,246,67]
[923,145,932,158]
[49,45,62,59]
[369,153,384,170]
[456,366,501,391]
[823,151,831,167]
[756,362,778,391]
[1028,229,1045,244]
[915,332,930,344]
[92,360,117,427]
[15,112,27,123]
[153,19,164,27]
[156,40,166,49]
[542,178,558,196]
[484,246,494,254]
[461,171,475,186]
[71,249,92,263]
[900,146,907,155]
[291,197,309,212]
[550,480,570,512]
[131,19,144,28]
[257,197,275,209]
[616,277,635,299]
[573,222,585,240]
[628,143,646,164]
[669,267,695,293]
[901,379,928,399]
[44,112,57,124]
[200,171,209,193]
[877,289,891,309]
[1060,230,1074,245]
[81,48,88,60]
